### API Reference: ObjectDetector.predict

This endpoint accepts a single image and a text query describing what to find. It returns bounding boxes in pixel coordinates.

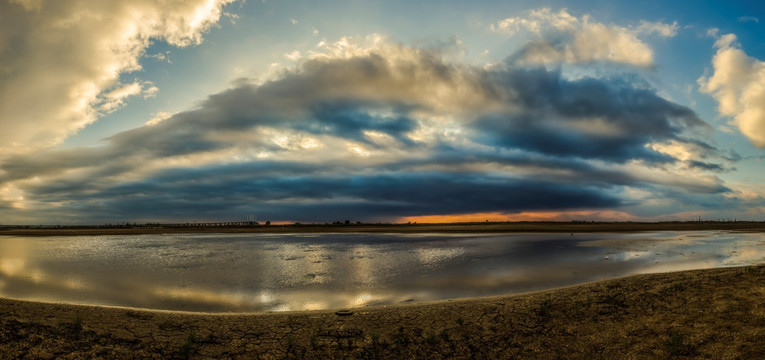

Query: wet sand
[2,265,764,359]
[3,221,765,236]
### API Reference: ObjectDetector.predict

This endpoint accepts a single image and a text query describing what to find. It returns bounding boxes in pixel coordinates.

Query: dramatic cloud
[473,68,707,163]
[699,34,765,147]
[492,8,678,68]
[0,0,235,155]
[0,35,729,224]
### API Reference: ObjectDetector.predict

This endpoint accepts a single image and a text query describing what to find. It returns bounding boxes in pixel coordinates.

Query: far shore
[2,220,765,236]
[2,265,764,358]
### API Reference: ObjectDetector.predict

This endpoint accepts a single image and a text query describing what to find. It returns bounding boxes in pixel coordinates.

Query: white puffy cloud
[490,8,578,35]
[0,0,235,156]
[636,20,679,37]
[492,8,678,68]
[699,33,765,147]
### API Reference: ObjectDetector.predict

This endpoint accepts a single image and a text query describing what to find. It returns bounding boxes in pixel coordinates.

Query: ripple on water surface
[0,231,762,312]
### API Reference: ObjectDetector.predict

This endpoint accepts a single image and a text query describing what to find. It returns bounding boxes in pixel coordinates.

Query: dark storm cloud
[304,101,418,146]
[23,166,621,222]
[686,160,725,172]
[474,68,707,163]
[0,40,732,223]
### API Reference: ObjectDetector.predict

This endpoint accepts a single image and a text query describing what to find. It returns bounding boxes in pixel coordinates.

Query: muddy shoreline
[2,265,764,359]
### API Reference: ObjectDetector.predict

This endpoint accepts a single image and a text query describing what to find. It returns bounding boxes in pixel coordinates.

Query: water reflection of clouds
[349,245,376,287]
[0,232,763,312]
[0,237,29,276]
[591,232,765,275]
[722,246,764,266]
[618,251,653,260]
[0,261,92,302]
[147,284,415,312]
[152,286,257,309]
[415,247,465,269]
[0,258,25,277]
[0,239,57,294]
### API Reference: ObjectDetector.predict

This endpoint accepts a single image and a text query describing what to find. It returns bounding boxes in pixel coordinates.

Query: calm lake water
[0,231,763,312]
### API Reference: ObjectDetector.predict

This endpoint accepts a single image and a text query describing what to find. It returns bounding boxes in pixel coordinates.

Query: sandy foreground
[1,265,763,359]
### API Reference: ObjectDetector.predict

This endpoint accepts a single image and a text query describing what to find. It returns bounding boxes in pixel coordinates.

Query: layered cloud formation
[0,28,732,223]
[0,0,234,155]
[3,3,759,224]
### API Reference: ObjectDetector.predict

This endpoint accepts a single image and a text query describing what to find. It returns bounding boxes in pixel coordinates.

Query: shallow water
[0,231,762,312]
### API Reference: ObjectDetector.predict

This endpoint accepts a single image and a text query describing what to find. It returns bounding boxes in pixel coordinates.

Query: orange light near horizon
[264,221,295,226]
[400,209,662,224]
[263,208,713,226]
[400,212,512,223]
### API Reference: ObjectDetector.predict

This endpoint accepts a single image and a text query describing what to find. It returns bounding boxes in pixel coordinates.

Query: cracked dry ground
[1,265,764,359]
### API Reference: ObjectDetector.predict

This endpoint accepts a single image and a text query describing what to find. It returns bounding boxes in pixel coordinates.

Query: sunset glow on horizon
[400,210,653,224]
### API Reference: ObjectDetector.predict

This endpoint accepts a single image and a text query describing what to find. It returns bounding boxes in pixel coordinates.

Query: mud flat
[1,265,764,359]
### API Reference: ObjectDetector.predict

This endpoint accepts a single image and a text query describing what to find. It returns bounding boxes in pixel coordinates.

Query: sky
[0,0,764,225]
